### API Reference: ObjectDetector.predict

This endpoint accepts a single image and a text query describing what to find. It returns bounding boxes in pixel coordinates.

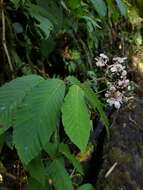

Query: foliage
[0,0,127,81]
[62,85,91,151]
[0,74,109,189]
[0,0,131,189]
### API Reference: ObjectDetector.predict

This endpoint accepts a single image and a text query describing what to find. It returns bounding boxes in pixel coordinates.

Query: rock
[0,187,10,190]
[96,97,143,190]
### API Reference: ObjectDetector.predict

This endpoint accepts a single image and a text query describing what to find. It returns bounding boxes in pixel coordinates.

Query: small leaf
[47,158,74,190]
[62,85,91,151]
[82,83,110,138]
[35,16,53,39]
[66,76,81,85]
[90,0,107,17]
[115,0,127,16]
[59,143,83,174]
[66,0,81,9]
[27,157,46,186]
[77,183,95,190]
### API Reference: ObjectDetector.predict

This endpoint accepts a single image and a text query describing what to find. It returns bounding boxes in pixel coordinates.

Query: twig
[105,162,118,178]
[1,171,17,180]
[32,65,50,78]
[1,0,14,78]
[4,172,17,180]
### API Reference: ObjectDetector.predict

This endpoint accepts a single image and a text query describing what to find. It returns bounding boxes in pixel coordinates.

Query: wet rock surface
[97,97,143,190]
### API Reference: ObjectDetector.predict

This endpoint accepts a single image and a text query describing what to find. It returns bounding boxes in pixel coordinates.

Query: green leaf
[27,3,53,39]
[35,16,53,39]
[44,142,59,157]
[66,76,81,85]
[12,22,23,34]
[62,85,91,151]
[47,158,74,190]
[13,79,65,164]
[115,0,127,16]
[4,131,13,149]
[27,178,50,190]
[36,0,64,31]
[66,0,81,9]
[0,75,44,135]
[59,143,83,174]
[10,0,20,6]
[10,0,25,7]
[82,83,110,138]
[90,0,107,17]
[41,39,56,58]
[77,183,95,190]
[27,157,46,186]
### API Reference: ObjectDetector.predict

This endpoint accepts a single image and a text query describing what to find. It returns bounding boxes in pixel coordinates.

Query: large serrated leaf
[47,158,74,190]
[82,83,110,138]
[27,157,46,186]
[62,85,91,151]
[0,75,44,135]
[13,79,65,164]
[90,0,107,17]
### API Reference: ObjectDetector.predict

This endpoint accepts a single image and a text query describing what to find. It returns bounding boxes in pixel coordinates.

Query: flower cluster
[95,53,109,67]
[95,54,130,109]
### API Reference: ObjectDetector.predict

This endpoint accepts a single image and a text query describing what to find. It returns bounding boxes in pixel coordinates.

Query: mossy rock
[97,97,143,190]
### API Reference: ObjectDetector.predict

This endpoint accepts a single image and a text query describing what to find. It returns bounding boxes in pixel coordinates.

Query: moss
[105,170,134,189]
[133,141,143,155]
[109,148,132,164]
[104,185,111,190]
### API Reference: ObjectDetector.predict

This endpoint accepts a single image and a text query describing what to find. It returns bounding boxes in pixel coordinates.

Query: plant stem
[1,0,14,78]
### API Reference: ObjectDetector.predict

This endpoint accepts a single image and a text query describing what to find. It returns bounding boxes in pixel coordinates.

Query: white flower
[110,66,117,72]
[128,85,131,91]
[123,79,129,87]
[114,91,123,102]
[122,70,127,76]
[110,64,124,73]
[118,80,123,86]
[114,101,121,109]
[109,86,116,91]
[99,53,108,59]
[113,57,127,63]
[106,98,121,109]
[105,93,109,97]
[96,61,105,67]
[118,79,129,88]
[106,98,115,106]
